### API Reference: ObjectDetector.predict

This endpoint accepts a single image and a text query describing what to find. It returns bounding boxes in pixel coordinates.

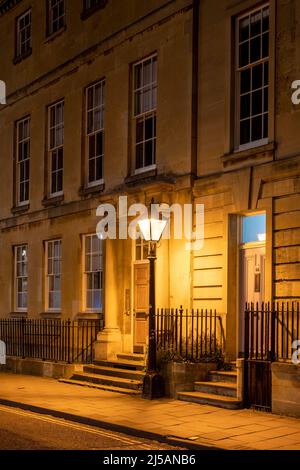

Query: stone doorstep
[83,364,145,380]
[209,370,238,383]
[59,378,141,395]
[194,381,237,398]
[177,391,243,410]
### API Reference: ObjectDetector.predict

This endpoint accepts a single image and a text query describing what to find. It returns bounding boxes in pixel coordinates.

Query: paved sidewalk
[1,372,300,450]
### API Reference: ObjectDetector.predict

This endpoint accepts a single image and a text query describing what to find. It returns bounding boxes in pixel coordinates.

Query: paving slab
[0,372,300,450]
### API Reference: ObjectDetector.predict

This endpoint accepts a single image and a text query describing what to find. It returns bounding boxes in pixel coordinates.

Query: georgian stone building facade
[0,0,195,359]
[0,0,300,362]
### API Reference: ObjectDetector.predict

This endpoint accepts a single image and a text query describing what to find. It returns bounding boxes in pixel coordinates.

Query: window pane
[91,254,101,272]
[89,134,95,159]
[239,17,249,42]
[262,8,269,32]
[96,132,103,156]
[143,87,152,113]
[93,290,101,309]
[263,88,268,113]
[145,116,154,140]
[242,214,266,243]
[251,115,262,141]
[143,59,152,86]
[135,91,142,116]
[134,63,142,89]
[264,62,269,86]
[92,234,101,252]
[250,11,261,37]
[239,42,249,68]
[240,119,250,145]
[252,89,263,116]
[263,113,268,139]
[252,64,263,90]
[136,245,141,261]
[57,169,63,192]
[89,158,95,183]
[240,94,250,119]
[262,32,269,58]
[136,144,143,169]
[240,69,251,94]
[136,120,144,144]
[145,140,154,167]
[143,243,149,260]
[96,156,102,181]
[250,36,261,63]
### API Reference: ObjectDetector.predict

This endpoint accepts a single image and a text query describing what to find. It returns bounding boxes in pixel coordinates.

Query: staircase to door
[60,353,146,395]
[177,362,242,410]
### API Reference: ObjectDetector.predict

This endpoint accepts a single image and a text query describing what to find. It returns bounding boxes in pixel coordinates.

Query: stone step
[209,370,237,384]
[194,381,237,398]
[83,364,145,381]
[59,378,141,395]
[93,359,145,371]
[71,372,143,391]
[177,391,242,410]
[117,353,145,363]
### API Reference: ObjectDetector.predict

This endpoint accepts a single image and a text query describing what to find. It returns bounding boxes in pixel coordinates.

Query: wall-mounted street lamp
[138,201,167,399]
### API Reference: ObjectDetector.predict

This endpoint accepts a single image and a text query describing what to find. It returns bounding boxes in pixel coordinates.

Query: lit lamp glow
[138,205,167,399]
[138,218,167,242]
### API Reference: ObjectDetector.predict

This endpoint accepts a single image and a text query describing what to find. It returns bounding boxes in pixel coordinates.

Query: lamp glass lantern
[138,206,167,399]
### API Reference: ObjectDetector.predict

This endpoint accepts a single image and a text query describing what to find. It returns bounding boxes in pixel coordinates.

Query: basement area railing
[245,301,300,362]
[0,318,103,364]
[155,307,225,361]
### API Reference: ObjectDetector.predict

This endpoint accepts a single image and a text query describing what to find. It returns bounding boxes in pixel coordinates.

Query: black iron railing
[0,318,103,363]
[155,307,225,361]
[245,302,300,361]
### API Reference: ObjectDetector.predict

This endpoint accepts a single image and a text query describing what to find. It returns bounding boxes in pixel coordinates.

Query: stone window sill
[40,312,61,319]
[11,203,30,215]
[77,312,104,320]
[9,312,28,318]
[42,194,64,208]
[222,141,276,169]
[13,48,32,65]
[81,0,108,20]
[44,25,66,44]
[79,183,105,198]
[125,168,157,185]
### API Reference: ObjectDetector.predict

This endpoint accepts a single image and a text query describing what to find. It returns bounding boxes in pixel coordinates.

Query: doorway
[132,235,150,354]
[239,213,266,355]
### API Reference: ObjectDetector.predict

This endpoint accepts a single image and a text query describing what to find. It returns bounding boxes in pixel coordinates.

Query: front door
[239,246,266,354]
[133,262,149,354]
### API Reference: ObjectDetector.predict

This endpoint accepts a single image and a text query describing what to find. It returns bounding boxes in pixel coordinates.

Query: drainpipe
[189,0,200,311]
[191,0,199,178]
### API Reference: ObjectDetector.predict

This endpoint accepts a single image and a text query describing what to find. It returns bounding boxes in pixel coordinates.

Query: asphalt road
[0,404,183,450]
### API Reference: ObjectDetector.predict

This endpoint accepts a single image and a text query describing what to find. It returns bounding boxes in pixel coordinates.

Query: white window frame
[133,54,157,174]
[16,116,30,206]
[48,100,64,197]
[235,5,270,152]
[45,239,62,312]
[82,233,104,313]
[135,234,150,262]
[86,80,105,187]
[83,234,103,312]
[14,245,28,312]
[16,10,32,57]
[48,0,65,36]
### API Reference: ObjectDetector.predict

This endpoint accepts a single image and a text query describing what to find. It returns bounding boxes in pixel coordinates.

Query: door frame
[237,211,269,357]
[131,236,150,354]
[238,242,266,355]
